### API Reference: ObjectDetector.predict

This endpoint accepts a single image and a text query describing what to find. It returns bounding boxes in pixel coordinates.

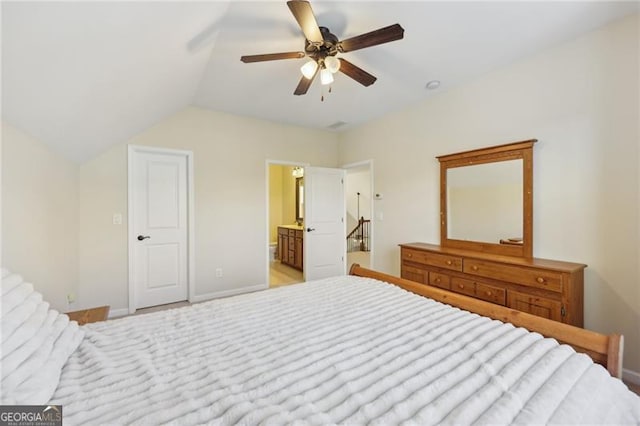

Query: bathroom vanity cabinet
[278,226,304,271]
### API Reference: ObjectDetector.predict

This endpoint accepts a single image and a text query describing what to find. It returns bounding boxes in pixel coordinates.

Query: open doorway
[343,160,374,269]
[267,162,305,288]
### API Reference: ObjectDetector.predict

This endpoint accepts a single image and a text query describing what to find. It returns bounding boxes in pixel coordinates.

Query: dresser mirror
[437,140,536,258]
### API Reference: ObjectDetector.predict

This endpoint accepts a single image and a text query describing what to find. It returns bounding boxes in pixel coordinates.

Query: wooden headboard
[349,264,623,378]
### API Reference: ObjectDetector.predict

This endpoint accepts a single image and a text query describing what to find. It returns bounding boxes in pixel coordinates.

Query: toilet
[269,242,277,262]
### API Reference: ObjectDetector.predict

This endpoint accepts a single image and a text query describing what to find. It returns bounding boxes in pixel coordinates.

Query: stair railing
[347,216,371,252]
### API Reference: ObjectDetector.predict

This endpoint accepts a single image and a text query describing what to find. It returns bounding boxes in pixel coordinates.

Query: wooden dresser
[278,226,304,270]
[400,243,586,326]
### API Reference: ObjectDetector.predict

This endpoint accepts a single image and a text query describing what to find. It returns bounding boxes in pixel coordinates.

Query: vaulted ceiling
[2,1,638,162]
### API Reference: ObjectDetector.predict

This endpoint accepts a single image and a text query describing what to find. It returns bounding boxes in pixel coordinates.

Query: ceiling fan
[240,0,404,97]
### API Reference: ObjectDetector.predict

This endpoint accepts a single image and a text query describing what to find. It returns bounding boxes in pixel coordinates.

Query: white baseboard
[190,284,268,303]
[108,286,267,317]
[108,308,129,318]
[623,368,640,385]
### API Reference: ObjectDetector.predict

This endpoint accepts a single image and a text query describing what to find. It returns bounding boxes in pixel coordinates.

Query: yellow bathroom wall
[269,165,283,244]
[282,166,297,226]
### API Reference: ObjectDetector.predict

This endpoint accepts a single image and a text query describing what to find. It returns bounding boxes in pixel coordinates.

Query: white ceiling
[2,1,638,163]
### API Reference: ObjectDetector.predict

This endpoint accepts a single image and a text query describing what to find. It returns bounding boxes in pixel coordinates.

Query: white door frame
[342,159,375,269]
[127,145,195,314]
[265,159,309,287]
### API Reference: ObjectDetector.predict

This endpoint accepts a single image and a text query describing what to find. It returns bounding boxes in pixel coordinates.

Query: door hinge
[561,306,566,317]
[341,178,344,184]
[341,217,344,223]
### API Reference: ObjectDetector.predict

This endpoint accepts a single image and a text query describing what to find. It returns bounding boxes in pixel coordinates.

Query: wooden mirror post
[437,139,536,258]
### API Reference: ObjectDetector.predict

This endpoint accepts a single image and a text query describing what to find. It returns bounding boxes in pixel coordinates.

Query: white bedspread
[51,275,640,425]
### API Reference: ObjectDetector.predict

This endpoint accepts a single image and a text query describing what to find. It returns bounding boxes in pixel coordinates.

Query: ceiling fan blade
[339,23,404,53]
[287,0,323,43]
[294,67,319,95]
[338,58,377,87]
[241,52,306,63]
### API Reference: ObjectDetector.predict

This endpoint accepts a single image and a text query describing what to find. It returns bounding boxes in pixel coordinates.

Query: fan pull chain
[320,85,333,102]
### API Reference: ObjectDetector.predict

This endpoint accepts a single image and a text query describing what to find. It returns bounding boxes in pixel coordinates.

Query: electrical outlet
[67,292,76,304]
[215,268,223,278]
[113,213,122,225]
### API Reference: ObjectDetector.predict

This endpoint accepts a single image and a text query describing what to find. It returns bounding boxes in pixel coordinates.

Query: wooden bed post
[349,264,625,379]
[607,334,623,379]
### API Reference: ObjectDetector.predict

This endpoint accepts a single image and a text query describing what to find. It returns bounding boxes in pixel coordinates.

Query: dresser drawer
[288,229,296,237]
[295,230,304,238]
[507,290,562,322]
[475,283,506,305]
[402,248,462,272]
[428,272,451,290]
[401,266,426,284]
[450,277,476,297]
[288,238,295,250]
[463,259,563,293]
[278,227,289,236]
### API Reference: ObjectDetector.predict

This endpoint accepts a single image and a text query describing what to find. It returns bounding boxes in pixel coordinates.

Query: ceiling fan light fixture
[241,1,405,97]
[300,60,318,79]
[324,56,340,73]
[320,68,334,85]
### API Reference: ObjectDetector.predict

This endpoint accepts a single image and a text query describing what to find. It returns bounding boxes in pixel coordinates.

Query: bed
[2,266,639,425]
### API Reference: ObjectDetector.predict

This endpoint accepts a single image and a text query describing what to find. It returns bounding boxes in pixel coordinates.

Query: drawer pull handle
[446,260,452,265]
[486,291,492,296]
[434,278,441,283]
[536,277,545,283]
[471,265,479,271]
[458,284,464,289]
[407,253,413,258]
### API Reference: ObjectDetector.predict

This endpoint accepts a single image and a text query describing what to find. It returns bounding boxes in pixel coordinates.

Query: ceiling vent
[327,121,348,130]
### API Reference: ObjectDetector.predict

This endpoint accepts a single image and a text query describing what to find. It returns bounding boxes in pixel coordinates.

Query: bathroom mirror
[296,177,304,224]
[437,139,536,258]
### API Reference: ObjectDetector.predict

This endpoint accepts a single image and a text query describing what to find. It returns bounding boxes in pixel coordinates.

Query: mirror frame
[437,139,536,258]
[295,177,304,224]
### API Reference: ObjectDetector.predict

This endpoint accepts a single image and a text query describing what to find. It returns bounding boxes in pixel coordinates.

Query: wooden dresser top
[399,242,586,272]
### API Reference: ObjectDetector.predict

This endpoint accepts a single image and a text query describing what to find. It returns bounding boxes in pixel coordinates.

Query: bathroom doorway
[267,162,305,288]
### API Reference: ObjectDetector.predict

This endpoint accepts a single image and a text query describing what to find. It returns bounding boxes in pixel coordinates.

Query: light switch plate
[113,213,122,225]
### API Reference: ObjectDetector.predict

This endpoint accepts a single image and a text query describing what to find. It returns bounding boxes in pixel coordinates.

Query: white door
[304,167,346,281]
[130,149,189,309]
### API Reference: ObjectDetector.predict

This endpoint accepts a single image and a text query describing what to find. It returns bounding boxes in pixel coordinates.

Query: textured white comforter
[51,275,640,425]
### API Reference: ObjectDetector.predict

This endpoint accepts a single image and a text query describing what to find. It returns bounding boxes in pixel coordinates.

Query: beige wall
[339,15,640,374]
[1,122,79,311]
[78,107,339,311]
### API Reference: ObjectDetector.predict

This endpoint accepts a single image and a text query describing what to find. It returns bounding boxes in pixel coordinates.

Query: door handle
[306,228,315,232]
[137,235,150,241]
